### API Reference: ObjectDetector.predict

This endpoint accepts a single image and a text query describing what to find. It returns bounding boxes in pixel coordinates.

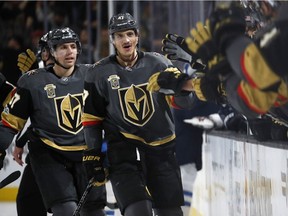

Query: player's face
[113,30,138,59]
[41,47,50,62]
[53,42,77,68]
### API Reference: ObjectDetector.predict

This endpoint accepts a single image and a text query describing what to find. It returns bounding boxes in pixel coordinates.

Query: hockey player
[0,27,106,216]
[206,1,288,117]
[149,2,288,119]
[82,12,198,216]
[161,34,248,216]
[13,31,54,216]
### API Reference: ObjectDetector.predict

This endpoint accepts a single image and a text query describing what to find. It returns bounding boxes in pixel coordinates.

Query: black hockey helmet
[108,13,138,35]
[48,27,82,54]
[37,30,53,58]
[240,0,280,23]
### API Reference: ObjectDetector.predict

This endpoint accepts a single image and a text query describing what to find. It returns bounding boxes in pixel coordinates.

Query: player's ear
[109,35,115,45]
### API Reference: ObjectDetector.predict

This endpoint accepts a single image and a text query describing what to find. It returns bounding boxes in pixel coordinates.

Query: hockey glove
[185,21,218,64]
[17,49,38,73]
[162,34,206,70]
[270,120,288,141]
[223,112,248,133]
[83,148,107,187]
[208,2,246,54]
[162,34,194,63]
[248,118,272,141]
[191,72,226,103]
[147,67,190,95]
[0,150,6,170]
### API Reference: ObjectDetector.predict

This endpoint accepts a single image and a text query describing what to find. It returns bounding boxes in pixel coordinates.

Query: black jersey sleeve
[82,73,106,149]
[1,73,33,132]
[0,73,16,112]
[0,76,33,150]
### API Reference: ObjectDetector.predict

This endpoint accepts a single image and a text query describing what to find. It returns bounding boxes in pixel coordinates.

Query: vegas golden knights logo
[54,93,83,134]
[118,84,154,126]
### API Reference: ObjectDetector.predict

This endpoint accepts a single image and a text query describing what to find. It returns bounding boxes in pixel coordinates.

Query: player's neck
[116,51,138,68]
[53,65,74,77]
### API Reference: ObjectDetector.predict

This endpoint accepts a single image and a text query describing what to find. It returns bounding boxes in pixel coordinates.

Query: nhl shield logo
[44,84,56,98]
[108,75,120,89]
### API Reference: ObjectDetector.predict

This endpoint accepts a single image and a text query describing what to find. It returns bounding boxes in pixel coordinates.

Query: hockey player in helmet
[0,27,106,216]
[37,31,54,67]
[48,27,82,70]
[149,1,288,119]
[17,31,54,74]
[82,12,198,216]
[108,12,139,67]
[13,31,54,216]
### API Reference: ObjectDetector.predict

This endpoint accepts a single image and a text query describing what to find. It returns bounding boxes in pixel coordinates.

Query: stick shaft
[72,177,94,216]
[0,171,21,189]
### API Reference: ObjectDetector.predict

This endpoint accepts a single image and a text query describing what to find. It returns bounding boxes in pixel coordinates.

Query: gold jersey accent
[40,137,87,151]
[243,43,280,90]
[82,112,104,123]
[120,131,176,146]
[1,111,26,131]
[239,81,278,113]
[2,86,16,108]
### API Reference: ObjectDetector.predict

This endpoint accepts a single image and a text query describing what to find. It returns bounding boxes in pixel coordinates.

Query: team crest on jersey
[54,93,83,134]
[108,75,120,89]
[44,84,57,98]
[118,83,154,126]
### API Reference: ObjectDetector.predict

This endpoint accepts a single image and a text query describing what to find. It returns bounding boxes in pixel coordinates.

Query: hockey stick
[0,170,21,189]
[73,177,95,216]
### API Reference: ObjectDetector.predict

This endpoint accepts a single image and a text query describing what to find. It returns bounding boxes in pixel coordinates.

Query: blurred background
[0,0,214,85]
[1,2,288,216]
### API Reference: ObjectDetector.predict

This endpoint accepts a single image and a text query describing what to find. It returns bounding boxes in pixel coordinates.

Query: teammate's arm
[0,82,32,153]
[82,79,107,185]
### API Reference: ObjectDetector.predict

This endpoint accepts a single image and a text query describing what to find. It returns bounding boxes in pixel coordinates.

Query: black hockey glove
[191,72,226,103]
[17,49,38,73]
[223,112,248,133]
[162,34,206,70]
[0,150,6,170]
[208,2,246,54]
[270,120,288,141]
[83,148,107,187]
[162,34,193,63]
[147,67,190,95]
[248,118,272,141]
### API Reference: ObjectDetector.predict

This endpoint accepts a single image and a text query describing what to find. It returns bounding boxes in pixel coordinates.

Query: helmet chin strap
[116,50,138,67]
[54,59,71,70]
